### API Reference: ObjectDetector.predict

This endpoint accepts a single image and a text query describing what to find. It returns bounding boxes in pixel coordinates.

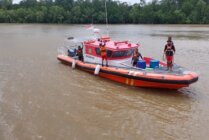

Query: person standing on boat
[164,36,176,70]
[100,43,108,67]
[132,48,143,67]
[77,46,83,61]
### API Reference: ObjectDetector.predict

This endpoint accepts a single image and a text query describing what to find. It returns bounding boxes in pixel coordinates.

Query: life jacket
[100,46,107,56]
[77,49,82,56]
[165,45,174,56]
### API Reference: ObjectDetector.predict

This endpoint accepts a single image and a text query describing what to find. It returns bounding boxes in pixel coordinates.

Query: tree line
[0,0,209,24]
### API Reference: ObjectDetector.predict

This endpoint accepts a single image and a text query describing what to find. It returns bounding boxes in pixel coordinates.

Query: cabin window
[95,48,101,55]
[111,49,135,58]
[107,50,113,57]
[95,48,112,58]
[112,51,126,58]
[125,49,135,56]
[88,48,92,54]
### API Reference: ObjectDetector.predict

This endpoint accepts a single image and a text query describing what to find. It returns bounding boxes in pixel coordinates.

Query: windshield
[95,48,135,58]
[112,49,135,58]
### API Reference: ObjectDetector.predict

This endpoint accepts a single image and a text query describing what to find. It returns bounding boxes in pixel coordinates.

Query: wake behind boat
[57,34,198,90]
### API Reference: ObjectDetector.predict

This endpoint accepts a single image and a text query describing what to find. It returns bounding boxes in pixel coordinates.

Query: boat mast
[105,0,109,36]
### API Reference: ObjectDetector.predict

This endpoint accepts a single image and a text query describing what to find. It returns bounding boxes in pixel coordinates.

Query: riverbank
[0,0,209,24]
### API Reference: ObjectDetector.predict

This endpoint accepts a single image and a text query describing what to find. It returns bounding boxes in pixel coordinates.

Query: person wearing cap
[164,36,176,71]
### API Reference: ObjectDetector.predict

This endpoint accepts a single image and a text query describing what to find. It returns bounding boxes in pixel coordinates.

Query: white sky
[119,0,151,4]
[13,0,151,4]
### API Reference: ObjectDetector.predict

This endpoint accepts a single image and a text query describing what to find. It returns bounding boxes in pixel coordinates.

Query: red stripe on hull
[98,72,187,89]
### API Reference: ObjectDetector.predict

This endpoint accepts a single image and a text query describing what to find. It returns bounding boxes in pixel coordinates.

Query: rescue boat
[57,36,198,90]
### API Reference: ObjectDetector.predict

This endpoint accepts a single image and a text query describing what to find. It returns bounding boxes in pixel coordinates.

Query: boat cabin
[83,37,139,67]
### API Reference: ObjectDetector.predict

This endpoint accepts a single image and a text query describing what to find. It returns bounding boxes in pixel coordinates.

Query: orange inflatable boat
[57,54,198,89]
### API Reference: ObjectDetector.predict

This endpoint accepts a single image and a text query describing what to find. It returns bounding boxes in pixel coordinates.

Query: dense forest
[0,0,209,24]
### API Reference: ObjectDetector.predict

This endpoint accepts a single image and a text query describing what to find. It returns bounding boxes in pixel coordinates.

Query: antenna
[105,0,109,36]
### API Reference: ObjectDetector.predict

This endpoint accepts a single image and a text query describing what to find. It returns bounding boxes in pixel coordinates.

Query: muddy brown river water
[0,24,209,140]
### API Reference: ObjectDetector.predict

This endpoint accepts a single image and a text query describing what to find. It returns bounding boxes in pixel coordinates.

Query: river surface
[0,24,209,140]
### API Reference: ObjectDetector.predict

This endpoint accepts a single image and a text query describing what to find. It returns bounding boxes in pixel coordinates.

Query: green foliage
[0,0,13,9]
[0,0,209,24]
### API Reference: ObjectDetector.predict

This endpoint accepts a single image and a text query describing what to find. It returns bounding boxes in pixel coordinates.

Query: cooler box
[137,60,146,69]
[150,60,159,68]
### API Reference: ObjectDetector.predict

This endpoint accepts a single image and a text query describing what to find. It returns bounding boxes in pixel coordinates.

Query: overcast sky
[119,0,151,4]
[13,0,151,4]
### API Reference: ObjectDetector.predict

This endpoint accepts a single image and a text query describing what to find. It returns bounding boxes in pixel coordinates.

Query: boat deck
[73,57,187,76]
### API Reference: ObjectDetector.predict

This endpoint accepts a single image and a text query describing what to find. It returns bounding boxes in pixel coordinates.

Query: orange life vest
[100,46,107,56]
[77,49,82,56]
[165,45,174,56]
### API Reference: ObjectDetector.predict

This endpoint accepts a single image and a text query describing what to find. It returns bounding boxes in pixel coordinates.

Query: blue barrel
[150,60,159,68]
[137,60,146,69]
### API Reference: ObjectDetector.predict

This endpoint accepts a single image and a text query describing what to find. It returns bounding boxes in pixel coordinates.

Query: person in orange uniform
[164,36,176,71]
[100,43,108,67]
